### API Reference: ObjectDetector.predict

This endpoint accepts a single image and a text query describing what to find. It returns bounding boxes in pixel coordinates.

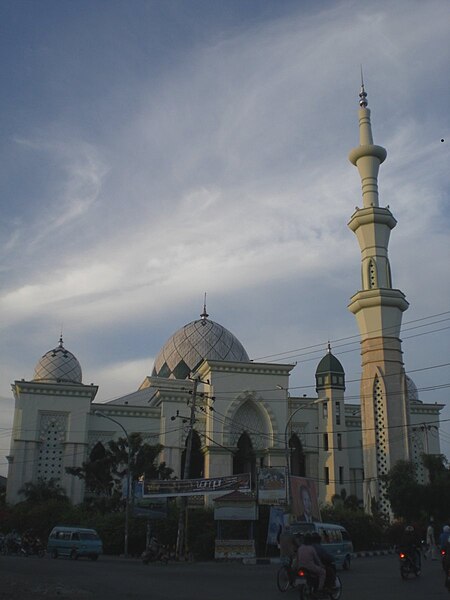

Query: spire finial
[359,65,368,108]
[200,293,209,322]
[58,328,64,348]
[327,341,332,354]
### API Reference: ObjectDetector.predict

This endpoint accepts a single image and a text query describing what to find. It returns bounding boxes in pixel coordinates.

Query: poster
[257,467,287,505]
[289,476,321,522]
[266,506,286,546]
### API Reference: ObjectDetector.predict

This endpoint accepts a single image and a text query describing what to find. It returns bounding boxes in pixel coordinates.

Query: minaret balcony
[348,206,397,232]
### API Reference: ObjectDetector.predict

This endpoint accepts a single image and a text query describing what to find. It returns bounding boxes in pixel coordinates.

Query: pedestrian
[426,519,437,560]
[439,525,450,552]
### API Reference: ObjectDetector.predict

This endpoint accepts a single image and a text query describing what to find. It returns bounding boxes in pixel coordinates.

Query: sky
[0,0,449,478]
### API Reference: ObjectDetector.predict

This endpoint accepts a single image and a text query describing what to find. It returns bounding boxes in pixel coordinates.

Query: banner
[257,467,287,505]
[290,476,321,522]
[266,506,286,546]
[143,473,251,498]
[132,482,168,519]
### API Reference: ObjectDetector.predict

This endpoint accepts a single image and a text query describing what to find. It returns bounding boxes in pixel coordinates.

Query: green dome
[315,345,345,391]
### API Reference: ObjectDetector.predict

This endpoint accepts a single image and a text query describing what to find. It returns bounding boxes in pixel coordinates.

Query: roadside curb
[243,549,395,565]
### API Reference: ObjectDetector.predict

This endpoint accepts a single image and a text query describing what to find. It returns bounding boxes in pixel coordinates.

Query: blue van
[47,526,103,561]
[288,522,353,570]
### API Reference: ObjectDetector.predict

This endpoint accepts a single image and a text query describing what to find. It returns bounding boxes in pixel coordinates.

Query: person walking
[426,519,438,560]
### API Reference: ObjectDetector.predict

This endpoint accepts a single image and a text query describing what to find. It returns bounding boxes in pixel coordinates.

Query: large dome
[152,310,250,379]
[33,336,82,384]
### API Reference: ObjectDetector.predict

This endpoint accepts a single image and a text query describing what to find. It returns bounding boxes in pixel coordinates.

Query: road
[1,553,449,600]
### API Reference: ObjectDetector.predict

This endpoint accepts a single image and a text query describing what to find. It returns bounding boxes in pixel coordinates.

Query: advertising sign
[143,473,251,498]
[132,482,168,519]
[290,476,321,522]
[257,467,287,505]
[266,506,286,546]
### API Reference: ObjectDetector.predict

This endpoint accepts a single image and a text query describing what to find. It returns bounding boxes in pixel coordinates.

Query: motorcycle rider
[399,525,421,575]
[296,532,326,592]
[311,532,336,590]
[439,525,450,552]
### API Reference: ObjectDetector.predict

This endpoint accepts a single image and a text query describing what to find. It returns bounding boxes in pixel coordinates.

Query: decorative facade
[5,90,444,512]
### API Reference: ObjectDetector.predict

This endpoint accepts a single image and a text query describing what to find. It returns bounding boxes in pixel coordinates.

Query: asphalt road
[1,553,449,600]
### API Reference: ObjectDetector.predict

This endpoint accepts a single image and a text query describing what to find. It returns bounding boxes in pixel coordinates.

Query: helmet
[311,532,321,543]
[444,526,450,533]
[405,525,414,533]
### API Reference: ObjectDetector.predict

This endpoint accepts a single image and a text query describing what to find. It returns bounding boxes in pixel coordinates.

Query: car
[47,526,103,561]
[287,521,353,570]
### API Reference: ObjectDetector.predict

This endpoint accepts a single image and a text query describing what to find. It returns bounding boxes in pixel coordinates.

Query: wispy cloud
[0,0,449,473]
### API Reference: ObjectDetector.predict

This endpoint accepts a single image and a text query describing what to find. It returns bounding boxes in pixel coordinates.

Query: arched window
[233,432,256,484]
[368,259,377,289]
[181,430,204,479]
[289,434,306,476]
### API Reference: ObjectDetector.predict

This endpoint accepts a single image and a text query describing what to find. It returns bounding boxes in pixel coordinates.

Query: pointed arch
[233,431,256,483]
[368,258,378,289]
[289,433,306,476]
[223,392,274,450]
[181,430,204,479]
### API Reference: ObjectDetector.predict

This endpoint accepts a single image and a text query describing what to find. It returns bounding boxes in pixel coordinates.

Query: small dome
[316,344,345,376]
[152,310,249,380]
[315,344,345,391]
[406,375,420,403]
[33,336,82,384]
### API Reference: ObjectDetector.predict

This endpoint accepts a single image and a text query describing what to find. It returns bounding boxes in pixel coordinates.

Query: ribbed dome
[316,350,345,376]
[315,344,345,391]
[406,375,420,403]
[33,336,82,384]
[152,311,249,380]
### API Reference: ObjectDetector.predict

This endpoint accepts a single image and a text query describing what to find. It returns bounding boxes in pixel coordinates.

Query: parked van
[288,522,353,570]
[47,526,103,561]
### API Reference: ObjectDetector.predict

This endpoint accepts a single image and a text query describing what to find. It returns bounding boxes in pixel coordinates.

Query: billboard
[132,482,168,519]
[257,467,287,505]
[290,476,321,522]
[266,506,287,546]
[143,473,251,498]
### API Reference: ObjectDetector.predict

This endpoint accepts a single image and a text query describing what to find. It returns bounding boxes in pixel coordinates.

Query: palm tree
[18,477,69,503]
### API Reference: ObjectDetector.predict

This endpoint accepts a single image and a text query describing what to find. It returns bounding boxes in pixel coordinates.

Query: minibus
[47,526,103,561]
[287,522,353,570]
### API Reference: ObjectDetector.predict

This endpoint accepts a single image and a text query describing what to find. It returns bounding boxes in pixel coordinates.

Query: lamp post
[284,399,321,505]
[94,410,131,558]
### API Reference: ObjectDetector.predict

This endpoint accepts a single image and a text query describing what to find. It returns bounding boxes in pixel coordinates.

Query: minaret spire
[200,293,209,324]
[348,77,386,208]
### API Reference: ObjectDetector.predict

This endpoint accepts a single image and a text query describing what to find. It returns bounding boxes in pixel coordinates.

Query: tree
[18,477,69,504]
[66,433,174,500]
[381,460,423,522]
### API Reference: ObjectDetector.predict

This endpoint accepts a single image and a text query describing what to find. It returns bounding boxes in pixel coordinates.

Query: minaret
[315,344,350,505]
[348,81,410,516]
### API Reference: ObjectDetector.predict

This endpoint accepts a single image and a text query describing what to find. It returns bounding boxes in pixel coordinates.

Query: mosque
[5,87,443,514]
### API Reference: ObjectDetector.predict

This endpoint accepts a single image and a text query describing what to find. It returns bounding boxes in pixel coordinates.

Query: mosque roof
[33,336,82,384]
[315,344,344,375]
[152,306,249,380]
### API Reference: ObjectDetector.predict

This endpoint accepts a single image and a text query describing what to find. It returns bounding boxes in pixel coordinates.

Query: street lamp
[283,399,321,505]
[94,410,131,558]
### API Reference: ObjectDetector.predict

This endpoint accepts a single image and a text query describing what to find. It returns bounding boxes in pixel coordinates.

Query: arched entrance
[181,430,204,479]
[289,433,306,476]
[233,432,256,484]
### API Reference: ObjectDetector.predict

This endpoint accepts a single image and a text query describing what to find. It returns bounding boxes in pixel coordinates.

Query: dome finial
[327,341,332,353]
[200,292,209,322]
[359,65,368,108]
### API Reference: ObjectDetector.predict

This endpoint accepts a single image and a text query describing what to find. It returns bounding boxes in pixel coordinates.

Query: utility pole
[175,376,200,560]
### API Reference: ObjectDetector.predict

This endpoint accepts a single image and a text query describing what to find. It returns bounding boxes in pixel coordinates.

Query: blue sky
[0,0,449,476]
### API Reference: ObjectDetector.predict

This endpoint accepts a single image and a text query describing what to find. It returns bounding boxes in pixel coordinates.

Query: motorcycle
[21,537,46,558]
[441,549,450,592]
[295,565,342,600]
[141,540,169,565]
[398,550,420,579]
